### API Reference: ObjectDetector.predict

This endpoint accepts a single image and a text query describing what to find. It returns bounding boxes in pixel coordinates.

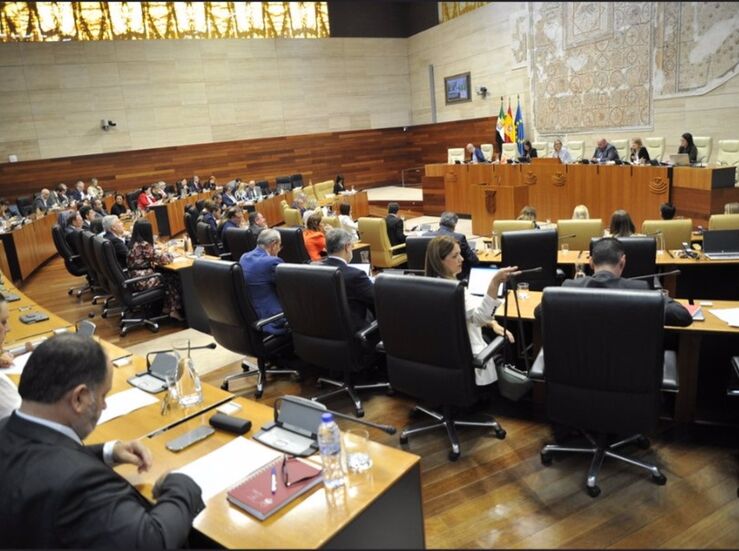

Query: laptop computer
[703,229,739,260]
[669,153,690,166]
[467,267,504,298]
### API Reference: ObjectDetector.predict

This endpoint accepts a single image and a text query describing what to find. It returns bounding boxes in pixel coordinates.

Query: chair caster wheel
[254,389,264,399]
[652,474,667,486]
[356,408,365,418]
[101,311,107,319]
[68,289,73,295]
[293,373,303,382]
[386,387,395,396]
[316,381,323,389]
[221,383,228,391]
[637,436,650,449]
[409,407,422,418]
[586,485,601,498]
[495,428,506,440]
[151,325,159,333]
[448,450,460,461]
[399,434,408,445]
[541,452,553,466]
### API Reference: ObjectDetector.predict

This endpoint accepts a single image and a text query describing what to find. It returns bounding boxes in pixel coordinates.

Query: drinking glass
[561,242,570,253]
[360,250,370,264]
[516,282,529,300]
[492,232,501,253]
[344,429,372,473]
[574,264,586,279]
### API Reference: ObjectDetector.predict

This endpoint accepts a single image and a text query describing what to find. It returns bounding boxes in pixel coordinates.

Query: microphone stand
[502,276,531,374]
[146,342,217,369]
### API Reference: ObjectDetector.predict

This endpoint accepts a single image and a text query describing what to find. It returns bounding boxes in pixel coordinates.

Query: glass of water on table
[344,429,372,473]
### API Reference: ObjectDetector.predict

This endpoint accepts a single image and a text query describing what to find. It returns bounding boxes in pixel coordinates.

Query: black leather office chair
[275,227,311,264]
[589,236,658,288]
[256,180,271,195]
[16,195,33,217]
[275,176,292,194]
[405,235,434,273]
[184,211,199,245]
[290,174,304,189]
[502,229,561,291]
[51,225,90,297]
[126,191,140,212]
[193,259,298,397]
[76,230,116,314]
[222,227,257,261]
[93,235,168,336]
[196,221,227,258]
[275,264,390,417]
[373,274,506,460]
[532,287,674,497]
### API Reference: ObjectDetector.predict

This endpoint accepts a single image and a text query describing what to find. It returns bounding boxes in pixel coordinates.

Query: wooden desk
[4,305,72,345]
[0,212,58,283]
[149,192,213,237]
[116,397,425,549]
[425,163,673,233]
[331,191,370,219]
[672,166,739,228]
[255,191,293,227]
[494,291,739,423]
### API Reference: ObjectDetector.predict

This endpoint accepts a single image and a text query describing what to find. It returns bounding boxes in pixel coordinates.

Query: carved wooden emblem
[485,190,497,215]
[649,177,667,194]
[524,171,537,185]
[551,172,566,187]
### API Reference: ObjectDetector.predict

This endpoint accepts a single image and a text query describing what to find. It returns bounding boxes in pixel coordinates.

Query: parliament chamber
[1,1,739,549]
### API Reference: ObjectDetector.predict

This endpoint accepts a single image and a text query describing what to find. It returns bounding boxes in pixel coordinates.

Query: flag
[515,97,525,156]
[504,98,516,145]
[496,98,505,143]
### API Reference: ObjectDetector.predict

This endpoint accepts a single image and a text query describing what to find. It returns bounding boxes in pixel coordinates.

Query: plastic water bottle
[317,413,346,490]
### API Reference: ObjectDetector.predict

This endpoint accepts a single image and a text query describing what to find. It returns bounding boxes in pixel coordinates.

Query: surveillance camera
[108,120,116,127]
[101,119,117,131]
[480,86,487,93]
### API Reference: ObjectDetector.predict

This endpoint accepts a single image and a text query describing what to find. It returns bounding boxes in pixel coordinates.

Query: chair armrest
[472,336,505,368]
[662,350,678,392]
[529,349,545,381]
[403,269,425,275]
[218,252,231,260]
[356,321,379,344]
[390,243,406,252]
[253,312,285,330]
[123,273,162,288]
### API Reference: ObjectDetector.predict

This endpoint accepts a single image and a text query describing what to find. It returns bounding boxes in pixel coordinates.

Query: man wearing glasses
[239,229,287,335]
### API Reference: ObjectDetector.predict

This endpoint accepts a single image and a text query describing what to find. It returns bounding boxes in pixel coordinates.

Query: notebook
[467,267,504,298]
[227,456,323,520]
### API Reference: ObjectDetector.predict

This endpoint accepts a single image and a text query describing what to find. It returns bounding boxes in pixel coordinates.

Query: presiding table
[424,163,739,236]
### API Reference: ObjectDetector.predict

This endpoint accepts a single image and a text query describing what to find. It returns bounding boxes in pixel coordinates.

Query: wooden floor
[20,256,739,549]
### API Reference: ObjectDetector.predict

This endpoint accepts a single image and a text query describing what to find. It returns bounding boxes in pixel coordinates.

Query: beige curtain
[0,1,329,41]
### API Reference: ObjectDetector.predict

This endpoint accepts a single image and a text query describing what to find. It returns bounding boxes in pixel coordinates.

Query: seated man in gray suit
[591,138,620,163]
[0,334,204,548]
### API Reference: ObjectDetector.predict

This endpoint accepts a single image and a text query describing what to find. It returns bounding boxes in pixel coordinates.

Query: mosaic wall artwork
[530,2,739,135]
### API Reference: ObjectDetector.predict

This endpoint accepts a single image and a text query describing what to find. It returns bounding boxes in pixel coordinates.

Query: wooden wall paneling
[627,166,670,228]
[567,164,602,221]
[421,176,445,215]
[0,118,497,206]
[525,162,570,222]
[0,241,11,281]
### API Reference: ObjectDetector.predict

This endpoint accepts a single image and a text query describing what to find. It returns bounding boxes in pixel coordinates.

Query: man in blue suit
[466,143,487,163]
[216,207,243,242]
[239,229,287,334]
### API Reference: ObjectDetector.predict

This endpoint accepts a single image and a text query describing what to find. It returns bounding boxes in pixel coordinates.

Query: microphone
[627,269,681,281]
[146,342,217,369]
[558,233,576,240]
[277,395,397,435]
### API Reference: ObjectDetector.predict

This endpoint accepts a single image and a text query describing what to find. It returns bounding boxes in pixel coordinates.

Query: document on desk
[1,351,32,375]
[97,388,159,425]
[708,308,739,327]
[175,437,281,501]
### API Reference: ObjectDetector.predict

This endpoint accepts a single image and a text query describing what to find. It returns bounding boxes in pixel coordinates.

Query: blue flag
[515,99,524,156]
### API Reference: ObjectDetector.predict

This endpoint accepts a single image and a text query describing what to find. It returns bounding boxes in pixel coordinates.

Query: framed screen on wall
[444,72,471,104]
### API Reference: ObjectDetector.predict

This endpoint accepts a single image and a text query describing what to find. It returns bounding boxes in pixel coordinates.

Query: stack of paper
[97,388,159,424]
[708,308,739,328]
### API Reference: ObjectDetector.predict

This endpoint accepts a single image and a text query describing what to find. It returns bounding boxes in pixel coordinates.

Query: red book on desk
[227,457,323,520]
[684,304,705,321]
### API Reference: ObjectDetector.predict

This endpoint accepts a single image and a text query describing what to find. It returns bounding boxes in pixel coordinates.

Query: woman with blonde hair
[572,204,590,219]
[425,236,518,385]
[629,137,650,164]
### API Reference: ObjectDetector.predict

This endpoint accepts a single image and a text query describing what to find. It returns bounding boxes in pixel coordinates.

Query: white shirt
[14,409,118,465]
[338,214,359,241]
[551,147,572,164]
[464,291,502,385]
[0,372,21,419]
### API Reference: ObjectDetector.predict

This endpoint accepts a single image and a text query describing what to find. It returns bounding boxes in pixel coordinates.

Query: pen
[270,467,277,495]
